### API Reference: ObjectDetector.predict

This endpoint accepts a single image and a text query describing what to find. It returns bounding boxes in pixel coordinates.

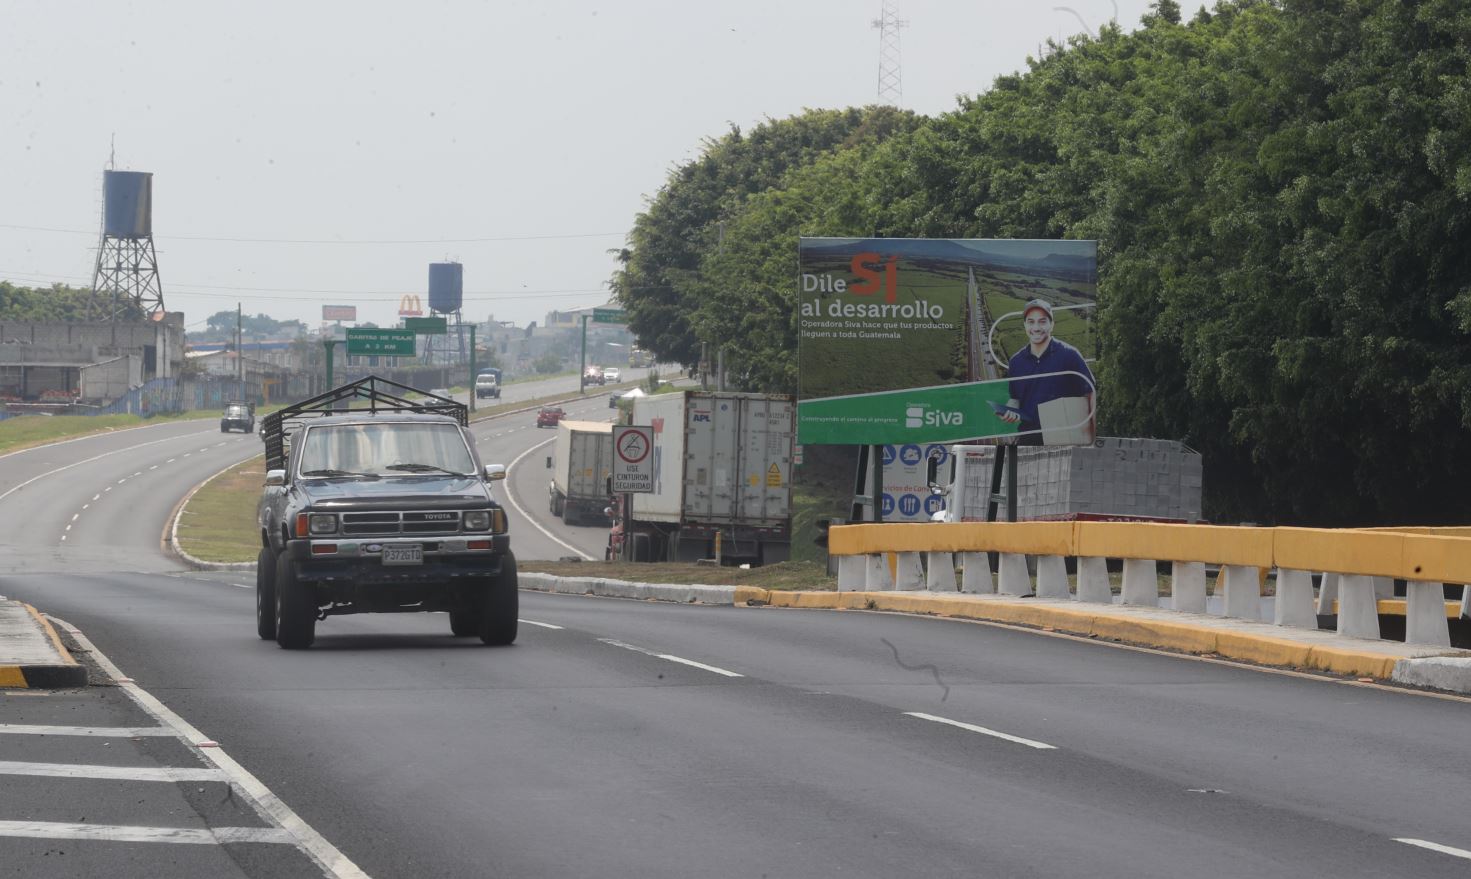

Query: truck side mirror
[926,457,940,487]
[606,476,614,495]
[484,464,506,481]
[545,455,553,469]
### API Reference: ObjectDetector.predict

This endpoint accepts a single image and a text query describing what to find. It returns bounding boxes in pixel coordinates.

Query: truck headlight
[309,513,337,535]
[462,510,491,531]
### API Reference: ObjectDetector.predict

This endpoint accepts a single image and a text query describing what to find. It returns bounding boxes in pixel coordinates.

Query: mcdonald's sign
[398,294,424,317]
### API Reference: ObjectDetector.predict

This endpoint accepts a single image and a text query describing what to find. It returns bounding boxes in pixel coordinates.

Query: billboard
[798,237,1097,446]
[322,305,357,322]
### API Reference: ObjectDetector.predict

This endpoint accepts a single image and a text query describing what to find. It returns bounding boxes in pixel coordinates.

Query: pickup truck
[255,377,517,649]
[474,374,501,399]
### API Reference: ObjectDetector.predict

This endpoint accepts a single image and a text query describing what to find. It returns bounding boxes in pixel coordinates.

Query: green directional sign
[404,316,447,335]
[798,380,1018,446]
[592,307,626,324]
[346,328,415,357]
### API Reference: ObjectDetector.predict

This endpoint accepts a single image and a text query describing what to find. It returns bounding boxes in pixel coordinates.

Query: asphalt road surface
[2,381,1470,878]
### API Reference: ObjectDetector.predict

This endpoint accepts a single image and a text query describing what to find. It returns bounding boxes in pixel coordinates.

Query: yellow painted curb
[0,667,26,688]
[24,604,77,667]
[732,586,772,605]
[757,590,1425,680]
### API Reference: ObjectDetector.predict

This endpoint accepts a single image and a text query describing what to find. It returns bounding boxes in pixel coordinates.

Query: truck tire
[256,547,277,640]
[479,554,519,646]
[274,553,317,649]
[449,608,478,636]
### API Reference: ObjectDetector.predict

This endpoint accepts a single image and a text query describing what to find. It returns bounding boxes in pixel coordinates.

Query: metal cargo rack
[261,376,467,470]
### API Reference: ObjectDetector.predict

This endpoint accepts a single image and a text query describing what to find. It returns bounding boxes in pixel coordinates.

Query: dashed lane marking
[0,820,294,846]
[598,638,743,678]
[519,619,564,630]
[1395,839,1471,861]
[903,712,1057,750]
[0,760,226,782]
[0,724,174,737]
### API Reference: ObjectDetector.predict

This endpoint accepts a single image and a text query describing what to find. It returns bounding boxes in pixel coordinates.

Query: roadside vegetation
[613,0,1471,529]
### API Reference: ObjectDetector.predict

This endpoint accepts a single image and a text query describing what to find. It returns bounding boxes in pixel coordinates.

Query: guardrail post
[1076,557,1111,604]
[866,554,894,590]
[1405,580,1452,647]
[1171,561,1207,614]
[926,552,957,592]
[1315,572,1339,615]
[1462,583,1470,621]
[1273,569,1317,628]
[1035,556,1070,600]
[837,555,866,592]
[1121,558,1157,606]
[1337,574,1380,640]
[960,552,994,594]
[998,553,1030,596]
[1220,565,1261,620]
[895,552,924,590]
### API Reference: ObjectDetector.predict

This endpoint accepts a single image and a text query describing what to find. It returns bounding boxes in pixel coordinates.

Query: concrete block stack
[947,438,1202,522]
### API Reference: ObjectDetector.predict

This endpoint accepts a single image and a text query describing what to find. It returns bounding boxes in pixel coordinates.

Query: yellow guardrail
[829,522,1471,584]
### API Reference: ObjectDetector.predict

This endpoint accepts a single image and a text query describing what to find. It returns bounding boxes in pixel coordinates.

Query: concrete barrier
[926,552,957,592]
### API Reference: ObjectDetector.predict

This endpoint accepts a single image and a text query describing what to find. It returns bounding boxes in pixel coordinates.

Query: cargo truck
[547,420,614,526]
[618,391,794,565]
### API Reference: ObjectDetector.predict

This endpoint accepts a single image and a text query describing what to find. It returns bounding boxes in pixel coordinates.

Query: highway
[2,375,1470,878]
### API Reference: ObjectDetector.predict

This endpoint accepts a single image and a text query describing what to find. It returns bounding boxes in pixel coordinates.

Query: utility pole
[236,303,243,391]
[579,314,588,394]
[468,325,477,413]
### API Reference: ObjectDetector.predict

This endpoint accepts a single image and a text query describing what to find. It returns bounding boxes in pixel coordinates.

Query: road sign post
[612,425,654,493]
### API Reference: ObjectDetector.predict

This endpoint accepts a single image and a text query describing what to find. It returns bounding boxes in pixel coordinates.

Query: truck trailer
[547,420,614,526]
[620,391,794,565]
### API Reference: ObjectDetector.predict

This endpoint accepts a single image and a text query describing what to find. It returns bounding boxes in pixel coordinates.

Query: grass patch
[522,559,835,591]
[176,456,265,564]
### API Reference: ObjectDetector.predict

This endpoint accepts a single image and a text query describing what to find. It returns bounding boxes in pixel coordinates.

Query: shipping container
[622,391,794,565]
[547,420,614,525]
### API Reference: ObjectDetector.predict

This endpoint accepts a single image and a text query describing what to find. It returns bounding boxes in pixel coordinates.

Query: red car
[536,407,565,428]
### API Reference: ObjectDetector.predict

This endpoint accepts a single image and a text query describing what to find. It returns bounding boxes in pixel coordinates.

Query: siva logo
[906,405,963,429]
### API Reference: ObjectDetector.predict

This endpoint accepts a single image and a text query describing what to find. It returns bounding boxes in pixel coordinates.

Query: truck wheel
[479,554,519,646]
[274,553,316,649]
[256,547,277,640]
[449,609,478,637]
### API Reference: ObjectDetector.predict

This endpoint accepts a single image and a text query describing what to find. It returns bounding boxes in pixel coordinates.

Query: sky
[1,0,1156,337]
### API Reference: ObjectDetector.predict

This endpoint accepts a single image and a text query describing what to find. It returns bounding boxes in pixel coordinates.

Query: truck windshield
[297,423,475,478]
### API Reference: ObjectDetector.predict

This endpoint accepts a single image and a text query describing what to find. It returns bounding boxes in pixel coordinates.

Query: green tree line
[612,0,1471,527]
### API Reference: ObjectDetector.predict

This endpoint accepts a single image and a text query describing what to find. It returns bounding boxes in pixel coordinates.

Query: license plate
[382,545,423,565]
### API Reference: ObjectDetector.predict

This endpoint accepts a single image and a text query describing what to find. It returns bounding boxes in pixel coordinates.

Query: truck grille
[341,511,462,536]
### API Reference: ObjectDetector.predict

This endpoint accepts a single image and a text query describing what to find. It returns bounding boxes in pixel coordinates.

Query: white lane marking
[598,638,743,677]
[91,493,100,501]
[184,452,192,457]
[50,617,370,879]
[0,820,294,846]
[0,433,211,505]
[105,486,112,491]
[59,535,66,541]
[199,447,209,452]
[132,471,142,476]
[0,724,173,737]
[518,618,564,630]
[904,712,1057,750]
[1395,839,1471,861]
[83,503,90,510]
[64,524,71,532]
[166,458,176,464]
[70,513,79,522]
[0,760,226,782]
[149,465,159,470]
[502,437,594,560]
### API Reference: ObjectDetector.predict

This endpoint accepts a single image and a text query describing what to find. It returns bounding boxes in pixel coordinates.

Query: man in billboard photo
[997,299,1096,445]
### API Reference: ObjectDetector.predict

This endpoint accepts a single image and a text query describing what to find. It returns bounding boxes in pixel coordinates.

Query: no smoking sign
[612,425,655,493]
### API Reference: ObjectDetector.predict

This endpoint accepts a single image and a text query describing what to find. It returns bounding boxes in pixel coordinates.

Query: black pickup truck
[255,377,517,649]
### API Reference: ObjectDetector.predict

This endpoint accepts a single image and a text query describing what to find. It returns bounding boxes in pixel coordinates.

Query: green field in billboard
[797,238,1097,399]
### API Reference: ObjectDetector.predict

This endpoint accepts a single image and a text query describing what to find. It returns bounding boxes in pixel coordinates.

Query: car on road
[536,406,565,428]
[603,367,621,383]
[221,402,255,433]
[583,366,605,386]
[474,374,501,399]
[255,376,516,649]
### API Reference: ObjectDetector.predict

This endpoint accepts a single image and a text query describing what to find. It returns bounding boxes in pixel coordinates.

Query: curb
[519,572,739,605]
[0,603,88,689]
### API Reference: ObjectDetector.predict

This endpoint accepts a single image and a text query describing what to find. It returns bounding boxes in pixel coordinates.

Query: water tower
[427,262,465,363]
[90,170,165,318]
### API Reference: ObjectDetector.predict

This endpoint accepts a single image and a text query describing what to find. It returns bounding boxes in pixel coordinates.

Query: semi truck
[547,420,614,526]
[618,391,795,566]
